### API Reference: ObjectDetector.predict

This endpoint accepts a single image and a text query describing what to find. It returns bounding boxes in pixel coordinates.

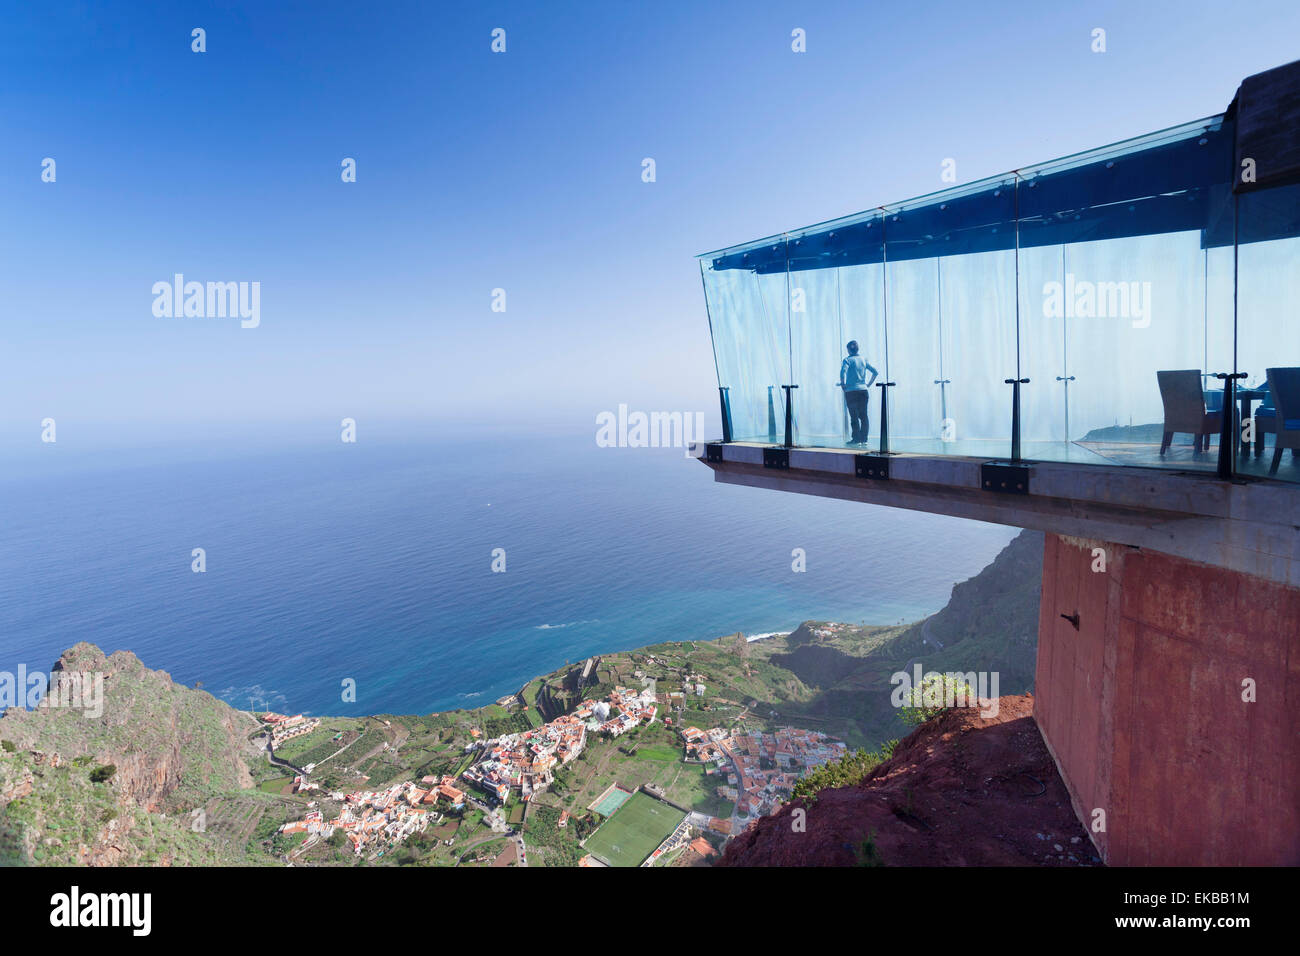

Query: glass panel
[1017,242,1068,449]
[886,177,1018,456]
[787,213,885,447]
[1016,117,1236,471]
[1237,179,1300,482]
[837,250,889,449]
[700,236,790,442]
[884,253,939,450]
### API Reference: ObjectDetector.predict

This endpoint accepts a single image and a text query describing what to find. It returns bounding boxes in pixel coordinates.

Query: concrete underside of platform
[698,444,1300,589]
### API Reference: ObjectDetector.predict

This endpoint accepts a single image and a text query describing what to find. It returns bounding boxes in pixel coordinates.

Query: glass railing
[699,112,1300,483]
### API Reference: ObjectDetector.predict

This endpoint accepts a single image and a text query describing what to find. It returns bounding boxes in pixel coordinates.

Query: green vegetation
[522,804,586,867]
[279,723,366,767]
[854,831,886,867]
[458,835,509,866]
[451,749,477,777]
[257,776,293,794]
[483,712,534,738]
[898,674,978,726]
[633,745,678,763]
[792,741,897,803]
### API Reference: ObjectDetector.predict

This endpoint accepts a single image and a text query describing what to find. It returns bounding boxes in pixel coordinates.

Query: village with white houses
[463,712,588,802]
[463,683,658,800]
[680,725,848,819]
[268,666,849,865]
[278,774,468,858]
[272,684,661,858]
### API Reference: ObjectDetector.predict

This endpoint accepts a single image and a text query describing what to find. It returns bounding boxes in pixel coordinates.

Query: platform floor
[724,436,1300,481]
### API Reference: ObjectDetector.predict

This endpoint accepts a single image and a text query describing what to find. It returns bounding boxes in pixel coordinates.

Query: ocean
[0,426,1017,717]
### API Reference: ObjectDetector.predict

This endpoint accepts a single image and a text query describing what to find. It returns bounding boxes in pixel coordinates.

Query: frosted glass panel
[701,239,789,442]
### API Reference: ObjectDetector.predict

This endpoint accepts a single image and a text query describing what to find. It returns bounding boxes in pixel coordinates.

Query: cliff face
[718,694,1096,867]
[765,530,1044,750]
[911,529,1043,694]
[0,643,261,865]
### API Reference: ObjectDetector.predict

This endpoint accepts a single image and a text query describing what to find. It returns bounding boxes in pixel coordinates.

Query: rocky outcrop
[718,694,1096,867]
[1,643,256,812]
[0,643,262,865]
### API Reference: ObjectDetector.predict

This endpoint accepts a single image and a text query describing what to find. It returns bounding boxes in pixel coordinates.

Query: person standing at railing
[839,340,879,445]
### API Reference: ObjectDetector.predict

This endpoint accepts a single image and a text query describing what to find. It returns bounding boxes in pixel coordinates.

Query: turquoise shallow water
[0,429,1016,716]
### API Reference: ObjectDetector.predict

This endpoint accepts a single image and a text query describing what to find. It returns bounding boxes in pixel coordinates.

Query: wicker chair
[1264,367,1300,476]
[1157,370,1221,455]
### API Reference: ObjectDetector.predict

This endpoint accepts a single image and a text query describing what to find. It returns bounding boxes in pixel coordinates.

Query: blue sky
[2,0,1297,445]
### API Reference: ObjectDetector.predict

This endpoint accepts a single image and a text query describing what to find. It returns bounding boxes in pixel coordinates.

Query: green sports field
[584,792,685,867]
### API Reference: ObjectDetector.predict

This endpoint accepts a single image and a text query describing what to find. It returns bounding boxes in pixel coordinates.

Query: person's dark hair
[846,340,859,355]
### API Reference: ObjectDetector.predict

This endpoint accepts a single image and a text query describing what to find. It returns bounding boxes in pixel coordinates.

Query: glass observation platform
[699,106,1300,483]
